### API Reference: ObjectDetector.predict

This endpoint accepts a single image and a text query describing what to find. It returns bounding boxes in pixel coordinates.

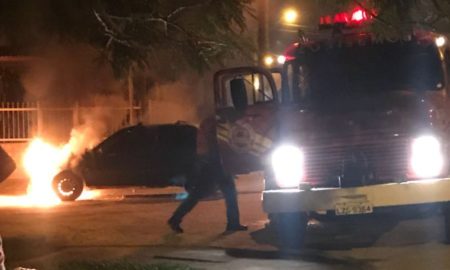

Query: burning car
[52,123,197,201]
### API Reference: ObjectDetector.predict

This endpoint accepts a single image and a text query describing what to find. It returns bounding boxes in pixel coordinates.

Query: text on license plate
[335,201,373,216]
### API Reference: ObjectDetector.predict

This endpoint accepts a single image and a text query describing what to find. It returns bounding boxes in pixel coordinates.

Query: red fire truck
[213,8,450,247]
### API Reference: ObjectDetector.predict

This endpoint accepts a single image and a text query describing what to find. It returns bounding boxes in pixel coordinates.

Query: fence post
[37,101,43,137]
[128,67,135,125]
[137,100,142,123]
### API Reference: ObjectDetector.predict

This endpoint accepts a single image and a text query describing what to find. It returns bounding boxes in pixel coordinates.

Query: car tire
[443,202,450,244]
[52,170,84,201]
[269,212,308,249]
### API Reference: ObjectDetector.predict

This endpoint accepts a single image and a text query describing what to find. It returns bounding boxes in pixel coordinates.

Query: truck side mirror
[230,78,248,111]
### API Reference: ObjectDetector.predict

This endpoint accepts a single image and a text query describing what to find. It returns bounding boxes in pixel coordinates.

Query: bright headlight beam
[271,145,304,188]
[411,135,444,178]
[277,55,286,65]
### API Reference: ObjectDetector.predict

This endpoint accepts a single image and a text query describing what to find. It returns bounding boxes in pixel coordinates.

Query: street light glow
[436,36,446,48]
[264,55,274,67]
[282,8,299,24]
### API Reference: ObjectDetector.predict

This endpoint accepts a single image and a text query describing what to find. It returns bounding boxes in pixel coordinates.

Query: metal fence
[0,102,38,142]
[0,102,141,143]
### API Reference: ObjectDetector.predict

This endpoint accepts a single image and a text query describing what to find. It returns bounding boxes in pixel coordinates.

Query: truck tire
[444,202,450,244]
[52,170,84,201]
[270,212,308,249]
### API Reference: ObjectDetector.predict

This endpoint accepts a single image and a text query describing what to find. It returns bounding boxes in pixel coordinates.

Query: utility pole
[257,0,269,66]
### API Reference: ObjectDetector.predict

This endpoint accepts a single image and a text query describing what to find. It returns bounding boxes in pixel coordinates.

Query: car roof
[117,123,197,136]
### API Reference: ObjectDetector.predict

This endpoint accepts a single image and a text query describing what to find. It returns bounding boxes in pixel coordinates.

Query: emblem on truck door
[230,123,254,153]
[217,120,273,156]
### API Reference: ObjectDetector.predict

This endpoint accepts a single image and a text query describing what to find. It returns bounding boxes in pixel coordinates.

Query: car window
[96,127,141,155]
[157,125,197,157]
[158,126,194,147]
[139,127,160,155]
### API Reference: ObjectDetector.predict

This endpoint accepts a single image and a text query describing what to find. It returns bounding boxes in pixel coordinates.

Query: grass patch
[58,262,199,270]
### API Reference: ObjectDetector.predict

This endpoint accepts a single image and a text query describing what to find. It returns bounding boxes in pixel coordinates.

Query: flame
[22,138,72,206]
[0,137,100,208]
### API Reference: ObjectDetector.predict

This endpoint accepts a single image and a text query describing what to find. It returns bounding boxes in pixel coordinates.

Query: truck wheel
[444,203,450,244]
[52,170,84,201]
[270,212,308,249]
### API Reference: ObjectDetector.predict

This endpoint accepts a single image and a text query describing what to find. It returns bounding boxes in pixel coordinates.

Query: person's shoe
[225,224,248,232]
[168,220,184,233]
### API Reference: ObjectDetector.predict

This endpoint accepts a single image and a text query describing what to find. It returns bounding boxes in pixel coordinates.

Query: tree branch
[431,0,443,13]
[94,10,147,49]
[166,1,212,21]
[429,0,450,25]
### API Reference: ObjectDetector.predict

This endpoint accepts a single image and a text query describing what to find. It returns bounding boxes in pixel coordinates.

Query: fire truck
[213,7,450,247]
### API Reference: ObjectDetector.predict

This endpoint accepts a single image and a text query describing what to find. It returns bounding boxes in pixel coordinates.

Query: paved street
[1,175,450,269]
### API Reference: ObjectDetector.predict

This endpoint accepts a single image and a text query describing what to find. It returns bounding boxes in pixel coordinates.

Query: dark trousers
[169,166,241,226]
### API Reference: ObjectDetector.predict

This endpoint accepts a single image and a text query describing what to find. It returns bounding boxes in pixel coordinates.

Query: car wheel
[269,212,308,249]
[52,170,84,201]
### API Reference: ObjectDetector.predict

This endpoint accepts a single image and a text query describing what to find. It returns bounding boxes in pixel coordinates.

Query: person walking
[167,117,247,233]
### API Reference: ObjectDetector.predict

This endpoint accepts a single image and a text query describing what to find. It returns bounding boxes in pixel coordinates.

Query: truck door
[213,67,278,175]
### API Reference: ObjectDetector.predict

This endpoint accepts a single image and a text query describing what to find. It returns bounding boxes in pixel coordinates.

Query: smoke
[20,42,129,156]
[144,72,214,126]
[18,41,222,162]
[68,95,128,156]
[22,42,123,103]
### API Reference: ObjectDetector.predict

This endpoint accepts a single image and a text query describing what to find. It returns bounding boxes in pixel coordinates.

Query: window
[283,40,445,111]
[271,72,283,102]
[284,62,309,104]
[222,73,275,108]
[95,127,142,155]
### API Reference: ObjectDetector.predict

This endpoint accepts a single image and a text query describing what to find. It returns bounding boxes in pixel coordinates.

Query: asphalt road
[1,175,450,270]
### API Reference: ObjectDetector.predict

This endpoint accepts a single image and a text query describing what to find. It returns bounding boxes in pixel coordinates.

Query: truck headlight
[271,145,304,188]
[411,135,444,178]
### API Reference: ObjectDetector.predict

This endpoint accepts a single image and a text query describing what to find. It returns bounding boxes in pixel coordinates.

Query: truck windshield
[287,41,445,106]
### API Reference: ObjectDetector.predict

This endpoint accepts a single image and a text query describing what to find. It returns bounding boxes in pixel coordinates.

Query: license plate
[335,201,373,216]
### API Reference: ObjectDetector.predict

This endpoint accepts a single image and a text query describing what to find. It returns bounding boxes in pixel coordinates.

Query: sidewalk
[5,242,365,270]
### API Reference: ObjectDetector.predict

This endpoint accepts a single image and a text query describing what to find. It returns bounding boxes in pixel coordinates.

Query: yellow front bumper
[263,178,450,213]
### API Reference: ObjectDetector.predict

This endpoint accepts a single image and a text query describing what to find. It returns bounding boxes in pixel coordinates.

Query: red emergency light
[334,12,349,24]
[320,7,372,26]
[351,9,367,22]
[283,42,299,62]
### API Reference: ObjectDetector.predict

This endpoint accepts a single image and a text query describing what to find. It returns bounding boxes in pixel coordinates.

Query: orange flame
[0,137,100,208]
[22,138,72,206]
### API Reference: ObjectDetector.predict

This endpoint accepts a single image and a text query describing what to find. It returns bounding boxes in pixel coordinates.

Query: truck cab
[213,12,450,248]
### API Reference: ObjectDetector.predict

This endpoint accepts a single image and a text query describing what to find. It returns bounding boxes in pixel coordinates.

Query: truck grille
[303,132,410,186]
